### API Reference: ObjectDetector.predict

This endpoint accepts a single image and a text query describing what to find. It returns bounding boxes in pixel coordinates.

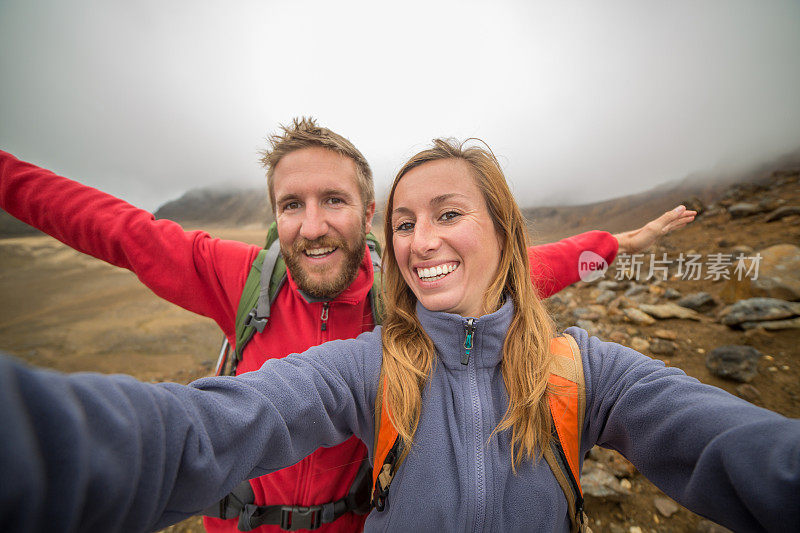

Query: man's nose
[410,220,441,257]
[299,204,329,241]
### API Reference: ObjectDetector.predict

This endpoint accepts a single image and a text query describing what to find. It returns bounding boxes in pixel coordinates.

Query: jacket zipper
[464,318,487,531]
[461,318,476,365]
[320,302,329,331]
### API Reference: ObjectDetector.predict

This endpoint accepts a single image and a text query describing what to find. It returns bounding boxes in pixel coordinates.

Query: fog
[1,0,799,211]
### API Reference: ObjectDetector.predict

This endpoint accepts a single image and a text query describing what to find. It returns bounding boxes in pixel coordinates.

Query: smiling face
[390,158,503,317]
[273,147,375,298]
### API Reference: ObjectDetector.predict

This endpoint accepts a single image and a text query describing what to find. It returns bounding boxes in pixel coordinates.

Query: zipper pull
[461,318,476,365]
[321,302,329,331]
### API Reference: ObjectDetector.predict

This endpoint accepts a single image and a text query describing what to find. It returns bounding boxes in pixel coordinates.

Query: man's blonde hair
[259,117,374,212]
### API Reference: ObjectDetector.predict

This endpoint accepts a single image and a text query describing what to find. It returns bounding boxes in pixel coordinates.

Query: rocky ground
[0,170,797,532]
[546,169,800,532]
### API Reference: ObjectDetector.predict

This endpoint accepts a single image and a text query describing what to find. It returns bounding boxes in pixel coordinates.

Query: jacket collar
[285,245,375,305]
[416,298,514,370]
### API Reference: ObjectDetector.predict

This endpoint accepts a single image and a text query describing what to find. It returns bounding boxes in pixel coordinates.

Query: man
[0,117,693,532]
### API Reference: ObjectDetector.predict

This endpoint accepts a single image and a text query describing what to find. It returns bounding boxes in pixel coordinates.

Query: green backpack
[214,222,384,376]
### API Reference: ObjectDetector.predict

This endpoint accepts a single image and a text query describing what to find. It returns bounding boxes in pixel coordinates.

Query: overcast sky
[1,0,799,211]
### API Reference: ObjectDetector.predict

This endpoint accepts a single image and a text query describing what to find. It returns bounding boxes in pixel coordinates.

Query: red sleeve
[0,150,259,337]
[528,231,619,298]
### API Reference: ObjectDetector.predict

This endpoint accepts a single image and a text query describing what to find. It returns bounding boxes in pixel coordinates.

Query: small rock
[696,519,734,532]
[663,287,681,300]
[653,328,677,340]
[598,280,626,291]
[573,307,601,321]
[625,283,647,297]
[768,366,778,373]
[580,459,632,501]
[719,298,800,327]
[763,354,774,361]
[596,289,617,304]
[765,205,800,222]
[677,292,718,313]
[730,245,755,257]
[705,345,762,382]
[781,365,790,371]
[638,303,702,321]
[608,331,630,344]
[653,496,679,517]
[630,337,651,352]
[736,383,762,403]
[619,479,632,490]
[624,308,656,326]
[650,338,676,355]
[629,527,642,533]
[728,203,761,218]
[576,319,596,332]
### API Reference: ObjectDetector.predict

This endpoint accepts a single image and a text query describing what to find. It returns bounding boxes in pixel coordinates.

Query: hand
[613,205,696,254]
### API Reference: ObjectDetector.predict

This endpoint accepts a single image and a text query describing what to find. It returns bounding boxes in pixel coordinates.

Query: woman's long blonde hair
[381,138,556,466]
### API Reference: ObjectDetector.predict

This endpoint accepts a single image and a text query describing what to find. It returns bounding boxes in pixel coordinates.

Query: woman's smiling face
[391,158,503,317]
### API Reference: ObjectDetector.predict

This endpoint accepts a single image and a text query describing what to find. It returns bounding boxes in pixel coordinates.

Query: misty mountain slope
[153,187,274,228]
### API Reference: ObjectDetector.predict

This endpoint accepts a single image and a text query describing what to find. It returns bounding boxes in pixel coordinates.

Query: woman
[0,140,797,533]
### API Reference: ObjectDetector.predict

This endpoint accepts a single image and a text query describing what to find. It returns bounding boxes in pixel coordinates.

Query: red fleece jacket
[0,150,618,532]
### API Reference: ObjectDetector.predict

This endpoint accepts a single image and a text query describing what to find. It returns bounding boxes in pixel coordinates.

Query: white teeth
[306,247,335,257]
[416,263,458,281]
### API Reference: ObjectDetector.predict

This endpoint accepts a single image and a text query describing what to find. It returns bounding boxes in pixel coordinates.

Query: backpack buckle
[279,505,322,531]
[244,310,268,333]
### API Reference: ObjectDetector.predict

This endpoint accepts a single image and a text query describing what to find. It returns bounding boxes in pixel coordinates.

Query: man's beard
[282,224,367,300]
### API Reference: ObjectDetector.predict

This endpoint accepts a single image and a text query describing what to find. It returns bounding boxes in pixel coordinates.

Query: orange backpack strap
[372,374,401,511]
[544,333,587,533]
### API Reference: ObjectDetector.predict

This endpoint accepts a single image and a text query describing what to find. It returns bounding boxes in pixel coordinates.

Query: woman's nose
[410,220,441,257]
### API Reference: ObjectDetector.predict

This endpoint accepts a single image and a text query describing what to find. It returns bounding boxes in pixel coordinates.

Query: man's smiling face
[272,147,375,299]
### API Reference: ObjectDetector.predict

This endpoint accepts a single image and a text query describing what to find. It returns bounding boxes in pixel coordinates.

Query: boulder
[750,244,800,301]
[705,345,762,382]
[719,298,800,327]
[677,292,717,313]
[638,303,701,321]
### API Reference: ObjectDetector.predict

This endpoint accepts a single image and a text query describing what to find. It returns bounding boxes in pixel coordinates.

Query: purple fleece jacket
[0,300,798,532]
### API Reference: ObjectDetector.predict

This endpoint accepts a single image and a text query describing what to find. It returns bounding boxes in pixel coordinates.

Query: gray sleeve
[568,326,800,533]
[0,330,382,533]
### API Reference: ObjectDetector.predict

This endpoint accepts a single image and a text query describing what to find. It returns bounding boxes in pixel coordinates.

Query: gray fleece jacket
[0,300,798,532]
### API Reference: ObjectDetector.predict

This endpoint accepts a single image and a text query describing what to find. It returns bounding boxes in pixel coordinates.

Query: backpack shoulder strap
[231,230,285,364]
[543,333,587,533]
[365,233,384,326]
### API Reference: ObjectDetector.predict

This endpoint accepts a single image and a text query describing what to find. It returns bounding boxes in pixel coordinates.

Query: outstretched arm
[528,206,696,297]
[0,333,380,532]
[572,327,800,532]
[613,205,696,254]
[0,150,259,336]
